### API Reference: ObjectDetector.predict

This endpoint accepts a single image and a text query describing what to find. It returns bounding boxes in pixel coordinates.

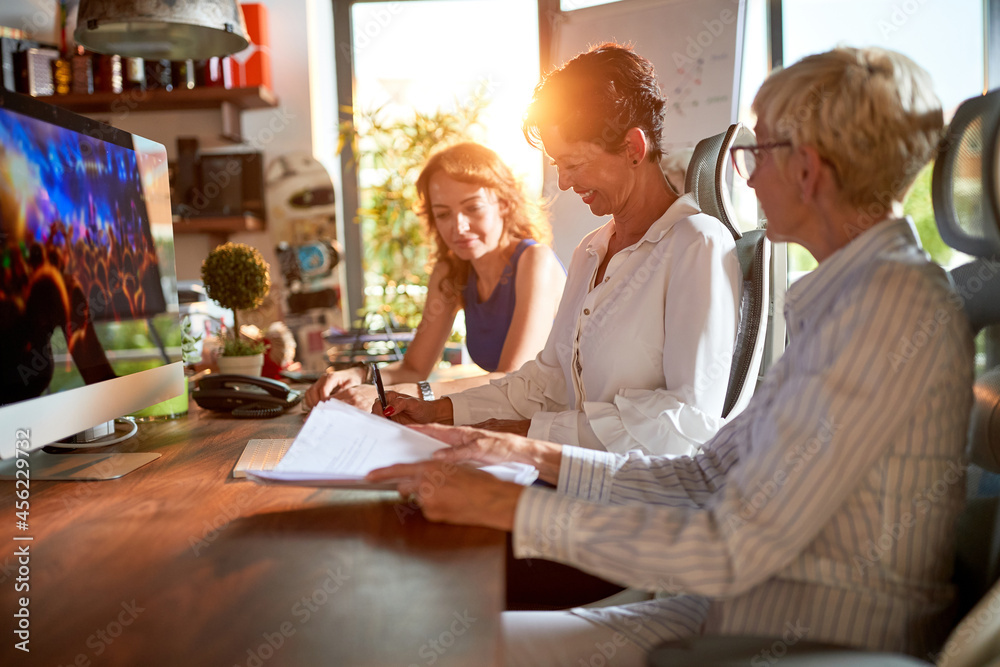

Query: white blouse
[446,193,741,456]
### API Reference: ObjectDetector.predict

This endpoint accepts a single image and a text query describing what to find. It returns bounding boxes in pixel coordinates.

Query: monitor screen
[0,90,183,457]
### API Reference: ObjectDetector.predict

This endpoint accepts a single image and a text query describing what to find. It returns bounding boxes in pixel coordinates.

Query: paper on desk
[249,399,538,487]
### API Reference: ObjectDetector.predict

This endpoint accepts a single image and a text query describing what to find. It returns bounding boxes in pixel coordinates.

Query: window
[780,0,985,281]
[736,0,986,364]
[343,0,541,332]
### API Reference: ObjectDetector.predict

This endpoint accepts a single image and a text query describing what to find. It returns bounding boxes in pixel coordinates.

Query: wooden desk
[0,406,504,666]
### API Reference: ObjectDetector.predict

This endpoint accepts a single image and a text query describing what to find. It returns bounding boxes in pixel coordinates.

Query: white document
[247,399,538,488]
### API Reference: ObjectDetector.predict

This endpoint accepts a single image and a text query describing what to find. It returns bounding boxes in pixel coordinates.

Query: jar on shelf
[94,54,123,93]
[70,47,93,95]
[171,59,196,90]
[195,56,233,89]
[144,59,172,91]
[51,55,71,95]
[123,56,145,91]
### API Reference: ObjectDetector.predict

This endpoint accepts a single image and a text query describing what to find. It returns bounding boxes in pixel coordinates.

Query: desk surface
[1,405,504,666]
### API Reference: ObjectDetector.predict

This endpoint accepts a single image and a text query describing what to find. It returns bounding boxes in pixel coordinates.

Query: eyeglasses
[729,141,792,180]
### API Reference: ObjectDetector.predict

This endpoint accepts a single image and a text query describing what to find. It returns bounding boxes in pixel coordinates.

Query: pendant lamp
[74,0,250,60]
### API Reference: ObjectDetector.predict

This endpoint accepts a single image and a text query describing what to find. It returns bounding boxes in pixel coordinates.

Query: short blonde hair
[752,46,943,210]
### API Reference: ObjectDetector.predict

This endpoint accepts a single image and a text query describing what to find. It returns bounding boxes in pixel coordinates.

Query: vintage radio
[174,149,266,219]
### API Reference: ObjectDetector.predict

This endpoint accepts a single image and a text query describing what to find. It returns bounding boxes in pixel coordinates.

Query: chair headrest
[684,122,759,241]
[932,88,1000,259]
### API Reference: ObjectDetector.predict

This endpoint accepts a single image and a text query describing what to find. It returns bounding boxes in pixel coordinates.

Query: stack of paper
[247,399,538,488]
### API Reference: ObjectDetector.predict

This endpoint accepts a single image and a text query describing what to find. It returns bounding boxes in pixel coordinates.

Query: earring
[632,159,638,165]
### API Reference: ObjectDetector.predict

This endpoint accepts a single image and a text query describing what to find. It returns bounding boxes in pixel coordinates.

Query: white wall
[0,1,59,43]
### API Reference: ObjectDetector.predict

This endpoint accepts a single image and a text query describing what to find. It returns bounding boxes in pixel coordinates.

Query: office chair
[648,89,1000,667]
[684,122,771,419]
[579,127,772,613]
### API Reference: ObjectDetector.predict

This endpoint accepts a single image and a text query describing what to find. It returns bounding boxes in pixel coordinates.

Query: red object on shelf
[199,55,234,89]
[232,3,271,89]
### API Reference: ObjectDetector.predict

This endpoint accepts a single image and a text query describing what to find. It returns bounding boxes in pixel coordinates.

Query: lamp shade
[74,0,250,60]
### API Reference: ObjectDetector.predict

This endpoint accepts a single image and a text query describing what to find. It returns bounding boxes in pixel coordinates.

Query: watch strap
[417,381,434,401]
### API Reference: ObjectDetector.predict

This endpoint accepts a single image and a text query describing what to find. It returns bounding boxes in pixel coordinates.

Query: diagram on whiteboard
[552,0,740,150]
[669,53,732,116]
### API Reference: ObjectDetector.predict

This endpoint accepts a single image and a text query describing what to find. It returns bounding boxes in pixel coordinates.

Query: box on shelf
[232,3,271,89]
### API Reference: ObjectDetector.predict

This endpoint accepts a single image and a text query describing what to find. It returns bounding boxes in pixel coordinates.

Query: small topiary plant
[201,242,271,356]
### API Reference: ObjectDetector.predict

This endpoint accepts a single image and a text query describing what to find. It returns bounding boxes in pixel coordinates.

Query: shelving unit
[40,85,278,143]
[172,213,265,246]
[41,86,279,242]
[41,85,276,113]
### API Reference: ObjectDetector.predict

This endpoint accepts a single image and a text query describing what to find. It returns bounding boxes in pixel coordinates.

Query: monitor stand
[0,419,159,481]
[0,450,161,481]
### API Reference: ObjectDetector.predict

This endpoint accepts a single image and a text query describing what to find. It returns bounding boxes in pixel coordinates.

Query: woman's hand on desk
[413,423,563,485]
[366,461,523,531]
[332,383,379,410]
[302,366,367,410]
[376,391,454,424]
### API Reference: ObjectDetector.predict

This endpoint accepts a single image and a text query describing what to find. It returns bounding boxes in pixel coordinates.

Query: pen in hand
[371,363,393,417]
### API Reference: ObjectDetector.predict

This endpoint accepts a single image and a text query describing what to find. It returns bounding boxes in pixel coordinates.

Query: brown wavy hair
[415,142,550,292]
[523,42,667,163]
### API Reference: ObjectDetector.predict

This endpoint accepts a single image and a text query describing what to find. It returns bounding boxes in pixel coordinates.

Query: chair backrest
[685,123,770,418]
[685,123,754,243]
[937,407,1000,667]
[932,88,1000,667]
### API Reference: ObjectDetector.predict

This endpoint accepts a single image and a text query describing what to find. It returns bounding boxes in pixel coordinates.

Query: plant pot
[217,353,264,377]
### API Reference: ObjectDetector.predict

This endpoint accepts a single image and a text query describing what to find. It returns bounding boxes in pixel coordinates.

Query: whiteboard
[545,0,745,262]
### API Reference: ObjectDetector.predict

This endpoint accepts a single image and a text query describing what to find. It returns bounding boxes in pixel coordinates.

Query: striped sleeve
[513,261,969,597]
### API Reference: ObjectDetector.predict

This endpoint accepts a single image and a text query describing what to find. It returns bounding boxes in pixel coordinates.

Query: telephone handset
[192,374,303,418]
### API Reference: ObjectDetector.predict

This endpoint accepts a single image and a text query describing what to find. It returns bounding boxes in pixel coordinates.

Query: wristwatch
[417,381,434,401]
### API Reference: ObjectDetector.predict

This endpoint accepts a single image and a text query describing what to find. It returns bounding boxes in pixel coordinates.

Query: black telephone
[192,374,303,418]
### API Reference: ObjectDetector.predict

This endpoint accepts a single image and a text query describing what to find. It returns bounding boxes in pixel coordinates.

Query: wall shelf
[39,86,278,143]
[173,214,264,246]
[38,85,277,114]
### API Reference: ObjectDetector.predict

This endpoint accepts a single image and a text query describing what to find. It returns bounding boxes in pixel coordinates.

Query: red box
[233,3,271,89]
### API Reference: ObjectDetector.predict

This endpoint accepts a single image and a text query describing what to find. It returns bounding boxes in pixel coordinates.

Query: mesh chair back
[934,88,1000,333]
[935,90,1000,667]
[685,123,756,242]
[685,123,770,418]
[933,88,1000,260]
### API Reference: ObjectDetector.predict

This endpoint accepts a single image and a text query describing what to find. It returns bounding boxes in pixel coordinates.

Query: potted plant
[339,88,488,329]
[201,242,271,376]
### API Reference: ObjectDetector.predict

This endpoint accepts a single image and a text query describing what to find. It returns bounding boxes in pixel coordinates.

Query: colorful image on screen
[0,106,172,404]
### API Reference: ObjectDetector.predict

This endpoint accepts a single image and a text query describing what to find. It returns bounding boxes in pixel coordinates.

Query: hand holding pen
[371,362,394,417]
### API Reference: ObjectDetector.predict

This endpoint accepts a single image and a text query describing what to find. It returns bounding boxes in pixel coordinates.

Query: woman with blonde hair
[303,142,565,410]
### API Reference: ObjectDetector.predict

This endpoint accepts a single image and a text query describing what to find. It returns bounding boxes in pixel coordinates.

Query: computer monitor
[0,89,184,478]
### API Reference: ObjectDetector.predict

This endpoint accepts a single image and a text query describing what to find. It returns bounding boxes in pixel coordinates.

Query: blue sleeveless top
[463,239,537,373]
